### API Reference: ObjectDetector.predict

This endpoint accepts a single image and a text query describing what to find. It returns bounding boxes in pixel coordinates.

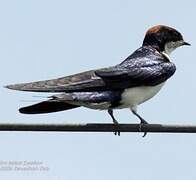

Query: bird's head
[143,25,190,55]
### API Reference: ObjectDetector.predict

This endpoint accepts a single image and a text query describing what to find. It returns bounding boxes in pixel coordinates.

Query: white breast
[119,82,165,109]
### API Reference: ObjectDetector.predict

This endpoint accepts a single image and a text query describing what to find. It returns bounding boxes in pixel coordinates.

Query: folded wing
[6,61,175,93]
[6,47,176,93]
[6,70,106,92]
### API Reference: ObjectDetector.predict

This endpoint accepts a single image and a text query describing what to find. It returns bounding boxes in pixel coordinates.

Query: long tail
[19,100,79,114]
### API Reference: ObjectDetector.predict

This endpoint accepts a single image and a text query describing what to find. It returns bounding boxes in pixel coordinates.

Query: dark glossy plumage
[6,46,176,93]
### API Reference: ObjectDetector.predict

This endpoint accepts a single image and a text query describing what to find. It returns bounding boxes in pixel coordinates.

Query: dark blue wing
[6,47,176,92]
[95,46,176,86]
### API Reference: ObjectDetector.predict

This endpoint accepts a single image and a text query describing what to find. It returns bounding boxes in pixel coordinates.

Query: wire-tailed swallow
[6,25,190,136]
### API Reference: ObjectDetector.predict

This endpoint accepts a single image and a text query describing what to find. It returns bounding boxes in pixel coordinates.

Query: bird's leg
[131,109,148,137]
[108,109,118,124]
[108,109,120,136]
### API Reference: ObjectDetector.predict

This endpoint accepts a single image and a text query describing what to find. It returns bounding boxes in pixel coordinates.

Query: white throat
[163,40,184,55]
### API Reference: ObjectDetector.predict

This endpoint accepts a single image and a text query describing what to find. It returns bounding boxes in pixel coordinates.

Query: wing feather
[6,47,176,93]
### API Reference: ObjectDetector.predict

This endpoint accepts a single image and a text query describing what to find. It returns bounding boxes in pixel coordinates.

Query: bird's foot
[108,109,121,136]
[139,119,148,137]
[113,120,120,136]
[131,109,149,137]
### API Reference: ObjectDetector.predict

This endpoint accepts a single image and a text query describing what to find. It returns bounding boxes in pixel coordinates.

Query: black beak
[183,41,191,46]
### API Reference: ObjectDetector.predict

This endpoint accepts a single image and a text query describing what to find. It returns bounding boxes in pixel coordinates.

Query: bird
[6,25,190,136]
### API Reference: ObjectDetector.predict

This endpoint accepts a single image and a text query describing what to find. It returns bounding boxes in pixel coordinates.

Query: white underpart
[119,82,165,111]
[77,83,165,110]
[80,81,165,111]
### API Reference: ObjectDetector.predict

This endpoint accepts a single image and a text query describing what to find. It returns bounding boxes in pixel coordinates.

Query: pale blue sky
[1,0,196,179]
